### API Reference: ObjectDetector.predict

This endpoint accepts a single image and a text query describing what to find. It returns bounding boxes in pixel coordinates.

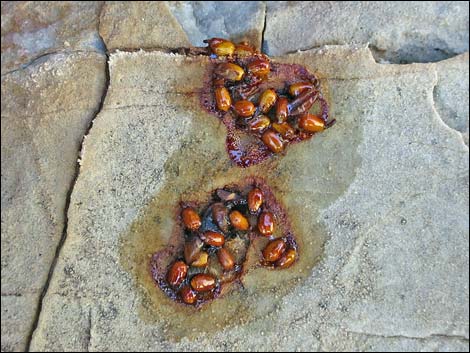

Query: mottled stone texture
[1,1,104,74]
[1,51,106,351]
[30,48,468,351]
[264,1,469,63]
[434,53,469,145]
[168,1,266,49]
[1,1,469,352]
[99,1,190,50]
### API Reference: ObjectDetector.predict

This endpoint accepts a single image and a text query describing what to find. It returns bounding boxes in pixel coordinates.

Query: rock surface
[1,1,104,74]
[1,51,106,351]
[168,1,266,49]
[434,53,469,145]
[1,295,37,353]
[1,1,469,352]
[264,1,469,63]
[99,2,190,50]
[29,47,469,351]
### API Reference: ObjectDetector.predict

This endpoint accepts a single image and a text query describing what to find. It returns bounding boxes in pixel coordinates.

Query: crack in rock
[346,330,469,342]
[0,49,104,78]
[17,42,469,351]
[25,41,111,353]
[260,1,267,52]
[263,2,469,62]
[85,307,92,352]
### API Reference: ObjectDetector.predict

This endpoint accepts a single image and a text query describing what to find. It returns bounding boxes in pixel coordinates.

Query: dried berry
[206,38,235,56]
[248,115,271,132]
[289,82,314,97]
[182,207,201,231]
[229,210,250,231]
[272,122,295,139]
[299,113,325,132]
[233,100,256,117]
[217,247,236,271]
[212,203,229,233]
[215,86,231,112]
[190,274,217,292]
[167,261,188,287]
[262,129,284,153]
[201,231,225,247]
[263,239,286,262]
[180,285,197,304]
[248,58,270,77]
[258,211,275,236]
[247,188,263,213]
[259,89,277,113]
[275,248,296,269]
[234,43,255,57]
[275,97,289,123]
[215,63,245,81]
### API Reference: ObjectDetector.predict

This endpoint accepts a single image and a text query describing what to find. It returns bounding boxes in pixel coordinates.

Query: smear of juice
[119,48,360,342]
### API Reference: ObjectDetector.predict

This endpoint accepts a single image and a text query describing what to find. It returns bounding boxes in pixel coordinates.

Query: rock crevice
[24,38,111,353]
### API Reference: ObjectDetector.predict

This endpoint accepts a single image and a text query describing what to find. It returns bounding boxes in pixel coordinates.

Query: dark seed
[263,239,286,262]
[190,274,216,292]
[167,261,188,287]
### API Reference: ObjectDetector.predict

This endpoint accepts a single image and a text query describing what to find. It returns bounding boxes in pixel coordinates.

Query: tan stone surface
[99,1,190,50]
[1,1,103,74]
[1,2,468,352]
[1,51,106,351]
[30,47,468,351]
[1,295,37,352]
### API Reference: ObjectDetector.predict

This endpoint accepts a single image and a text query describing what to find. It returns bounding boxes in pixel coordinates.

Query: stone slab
[29,47,468,351]
[264,1,469,63]
[99,1,190,51]
[1,50,106,351]
[1,1,104,74]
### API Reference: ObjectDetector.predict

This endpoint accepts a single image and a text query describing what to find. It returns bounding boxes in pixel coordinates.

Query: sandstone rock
[1,1,103,74]
[434,53,469,145]
[1,295,37,353]
[1,51,106,351]
[99,2,190,51]
[29,46,468,351]
[168,1,266,49]
[264,2,469,63]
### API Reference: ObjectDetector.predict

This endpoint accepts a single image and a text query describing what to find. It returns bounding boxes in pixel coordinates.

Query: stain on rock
[119,69,361,341]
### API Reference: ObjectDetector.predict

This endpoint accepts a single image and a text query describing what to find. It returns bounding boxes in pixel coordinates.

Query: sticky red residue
[150,177,298,307]
[200,47,333,168]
